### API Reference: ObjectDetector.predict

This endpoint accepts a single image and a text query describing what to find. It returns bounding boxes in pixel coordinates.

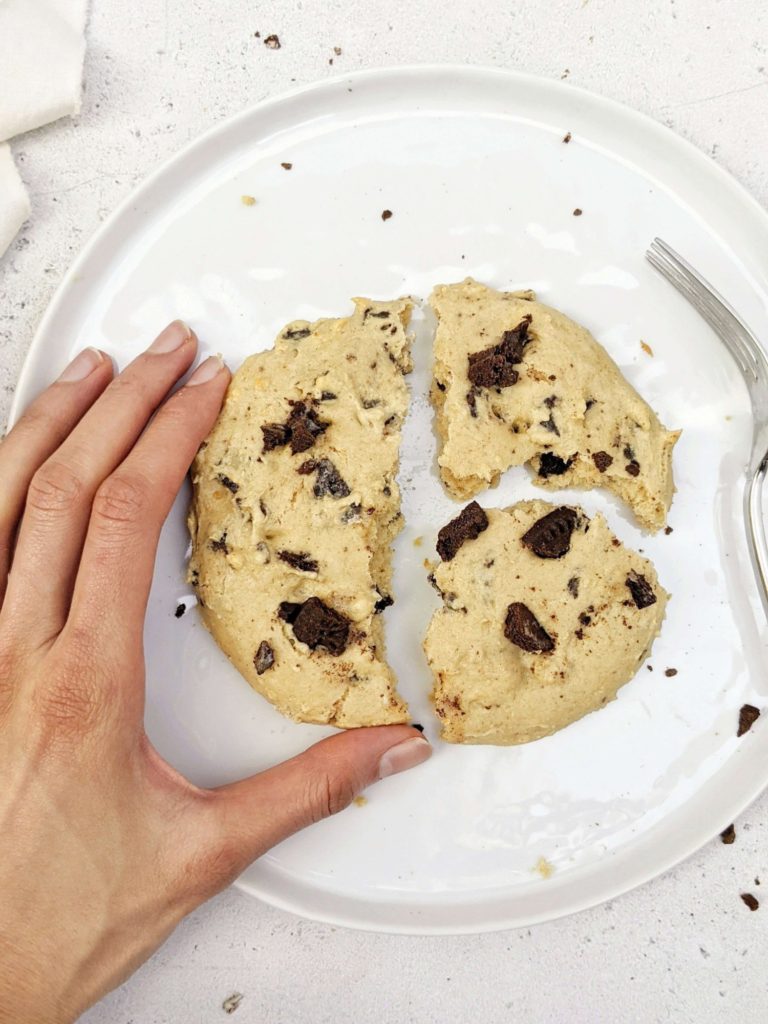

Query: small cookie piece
[430,278,680,531]
[188,297,414,727]
[424,500,668,744]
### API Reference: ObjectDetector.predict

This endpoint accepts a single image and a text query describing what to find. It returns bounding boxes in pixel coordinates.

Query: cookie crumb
[573,207,583,217]
[562,131,572,143]
[381,209,393,221]
[334,46,342,56]
[240,195,256,206]
[281,161,293,170]
[641,340,654,357]
[264,34,281,49]
[535,856,554,879]
[738,704,761,737]
[664,526,673,535]
[720,824,736,845]
[353,795,367,808]
[413,536,423,548]
[664,667,678,677]
[175,603,186,619]
[223,992,244,1014]
[741,893,759,911]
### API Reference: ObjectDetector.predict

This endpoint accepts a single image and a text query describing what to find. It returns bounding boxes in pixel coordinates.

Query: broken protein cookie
[423,499,668,744]
[430,278,680,531]
[187,296,414,727]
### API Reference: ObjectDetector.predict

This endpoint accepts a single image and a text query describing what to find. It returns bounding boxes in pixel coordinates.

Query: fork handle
[745,453,768,623]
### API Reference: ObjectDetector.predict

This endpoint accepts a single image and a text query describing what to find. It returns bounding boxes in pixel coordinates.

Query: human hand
[0,322,431,1024]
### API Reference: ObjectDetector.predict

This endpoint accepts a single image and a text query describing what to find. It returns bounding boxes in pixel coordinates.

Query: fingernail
[186,354,225,386]
[377,736,432,780]
[148,319,194,354]
[58,347,105,382]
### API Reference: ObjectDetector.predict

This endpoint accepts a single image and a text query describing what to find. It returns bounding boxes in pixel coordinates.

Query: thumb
[204,725,431,880]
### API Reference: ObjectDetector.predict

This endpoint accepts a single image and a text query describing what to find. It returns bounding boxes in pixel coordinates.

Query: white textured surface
[1,1,767,1021]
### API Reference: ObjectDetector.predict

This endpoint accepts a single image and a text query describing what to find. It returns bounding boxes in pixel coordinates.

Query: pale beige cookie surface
[188,298,413,727]
[424,500,668,745]
[430,278,680,531]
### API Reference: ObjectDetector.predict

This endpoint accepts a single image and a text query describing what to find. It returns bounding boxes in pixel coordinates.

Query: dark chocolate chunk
[381,209,393,220]
[175,603,186,618]
[264,33,281,48]
[261,422,291,451]
[374,592,394,613]
[262,401,329,455]
[319,390,337,401]
[435,380,447,392]
[625,571,657,609]
[573,207,583,216]
[521,506,579,559]
[738,704,761,737]
[538,452,573,477]
[466,389,478,418]
[563,131,572,143]
[210,533,229,554]
[278,597,350,655]
[544,395,557,408]
[281,161,293,170]
[664,667,678,677]
[664,526,674,535]
[278,550,319,573]
[623,444,636,460]
[567,576,580,597]
[592,451,613,473]
[579,612,592,626]
[340,503,362,523]
[539,414,560,435]
[254,641,275,675]
[504,602,555,653]
[467,317,532,389]
[436,501,489,561]
[626,460,641,477]
[305,458,351,498]
[363,308,391,320]
[283,327,311,340]
[741,893,760,911]
[217,474,239,493]
[720,824,736,845]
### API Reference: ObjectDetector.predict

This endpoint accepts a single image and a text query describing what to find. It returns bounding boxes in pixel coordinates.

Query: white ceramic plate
[12,67,768,934]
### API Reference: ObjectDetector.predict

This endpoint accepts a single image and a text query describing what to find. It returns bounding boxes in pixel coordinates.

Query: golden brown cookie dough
[430,279,680,532]
[188,298,414,727]
[424,500,668,745]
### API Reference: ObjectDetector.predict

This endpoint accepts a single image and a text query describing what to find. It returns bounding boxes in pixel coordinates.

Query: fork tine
[647,240,761,380]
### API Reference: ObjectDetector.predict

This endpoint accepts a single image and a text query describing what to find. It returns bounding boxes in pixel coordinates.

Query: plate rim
[10,63,768,935]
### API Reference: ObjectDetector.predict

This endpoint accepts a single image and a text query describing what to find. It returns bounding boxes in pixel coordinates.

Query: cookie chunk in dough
[424,500,668,744]
[188,298,414,728]
[430,279,680,531]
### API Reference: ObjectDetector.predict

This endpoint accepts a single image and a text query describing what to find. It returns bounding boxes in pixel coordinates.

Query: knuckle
[92,471,149,530]
[304,767,357,823]
[26,459,85,516]
[32,673,105,737]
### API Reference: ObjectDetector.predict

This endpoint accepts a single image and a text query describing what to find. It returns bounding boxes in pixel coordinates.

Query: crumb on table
[381,209,393,221]
[353,795,368,808]
[640,340,654,357]
[223,992,244,1014]
[241,195,256,206]
[413,536,423,548]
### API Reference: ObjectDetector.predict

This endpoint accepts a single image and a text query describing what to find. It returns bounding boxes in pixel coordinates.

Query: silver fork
[646,237,768,622]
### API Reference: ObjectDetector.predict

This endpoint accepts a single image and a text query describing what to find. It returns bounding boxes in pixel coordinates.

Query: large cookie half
[188,298,413,727]
[424,500,668,745]
[431,278,680,532]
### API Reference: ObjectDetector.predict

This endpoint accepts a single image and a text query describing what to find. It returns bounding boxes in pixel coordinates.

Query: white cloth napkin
[0,0,88,258]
